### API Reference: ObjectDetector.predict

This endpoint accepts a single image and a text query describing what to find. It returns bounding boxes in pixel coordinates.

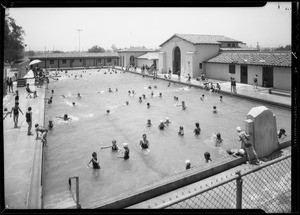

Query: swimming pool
[43,69,291,208]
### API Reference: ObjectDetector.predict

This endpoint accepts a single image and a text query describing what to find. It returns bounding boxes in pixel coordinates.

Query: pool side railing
[152,153,291,211]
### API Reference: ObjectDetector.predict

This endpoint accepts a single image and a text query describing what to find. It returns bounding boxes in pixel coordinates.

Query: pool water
[43,69,291,207]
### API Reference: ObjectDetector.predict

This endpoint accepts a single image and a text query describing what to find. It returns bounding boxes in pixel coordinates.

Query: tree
[274,45,291,51]
[87,45,105,53]
[4,10,26,63]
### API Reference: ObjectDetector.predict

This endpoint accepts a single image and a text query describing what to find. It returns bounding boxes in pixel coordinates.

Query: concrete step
[43,191,77,209]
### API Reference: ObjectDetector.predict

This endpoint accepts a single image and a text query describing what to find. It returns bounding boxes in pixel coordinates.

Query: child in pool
[215,133,223,146]
[164,117,171,126]
[159,120,165,130]
[143,94,146,99]
[116,143,130,160]
[139,97,143,103]
[174,96,179,101]
[220,96,223,102]
[178,126,184,136]
[213,106,217,113]
[101,139,119,151]
[140,134,149,149]
[194,122,201,135]
[126,101,129,105]
[72,102,75,106]
[56,114,71,121]
[159,93,162,97]
[185,160,191,170]
[181,101,187,110]
[87,152,100,175]
[147,119,152,127]
[200,94,205,100]
[204,152,212,163]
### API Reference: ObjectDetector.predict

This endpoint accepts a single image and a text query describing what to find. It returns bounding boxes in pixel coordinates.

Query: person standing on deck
[177,71,181,82]
[10,102,23,128]
[253,74,258,90]
[26,107,33,135]
[168,68,172,79]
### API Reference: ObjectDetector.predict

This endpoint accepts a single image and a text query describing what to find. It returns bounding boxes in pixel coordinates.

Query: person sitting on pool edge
[147,119,152,127]
[204,152,212,163]
[35,123,48,147]
[278,128,287,139]
[101,139,119,151]
[56,114,71,121]
[116,143,130,160]
[185,160,191,170]
[140,134,149,149]
[194,122,201,135]
[178,126,184,136]
[159,120,165,130]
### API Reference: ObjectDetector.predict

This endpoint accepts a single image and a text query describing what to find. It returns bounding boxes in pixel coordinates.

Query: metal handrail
[153,154,291,209]
[68,176,81,209]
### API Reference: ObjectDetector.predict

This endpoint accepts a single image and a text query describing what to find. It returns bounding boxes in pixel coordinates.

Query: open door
[240,65,248,84]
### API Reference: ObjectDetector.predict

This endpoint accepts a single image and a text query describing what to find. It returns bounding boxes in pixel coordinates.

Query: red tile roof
[30,52,119,59]
[220,47,259,51]
[205,51,291,67]
[160,34,242,47]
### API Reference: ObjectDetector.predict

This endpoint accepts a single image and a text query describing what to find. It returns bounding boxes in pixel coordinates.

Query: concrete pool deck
[2,69,291,209]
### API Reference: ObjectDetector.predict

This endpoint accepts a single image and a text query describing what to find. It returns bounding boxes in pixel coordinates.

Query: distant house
[29,52,119,69]
[158,33,243,77]
[117,47,157,68]
[205,51,291,90]
[136,52,159,69]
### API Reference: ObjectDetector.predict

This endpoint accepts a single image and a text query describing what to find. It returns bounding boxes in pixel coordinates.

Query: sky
[8,2,292,52]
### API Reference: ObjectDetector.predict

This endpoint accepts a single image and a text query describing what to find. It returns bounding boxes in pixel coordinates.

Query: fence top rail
[152,153,291,209]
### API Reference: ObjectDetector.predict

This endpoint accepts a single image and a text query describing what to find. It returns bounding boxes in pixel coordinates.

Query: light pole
[77,29,82,52]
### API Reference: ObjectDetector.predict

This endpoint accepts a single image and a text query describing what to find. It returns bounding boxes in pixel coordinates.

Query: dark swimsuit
[112,145,118,151]
[92,158,100,169]
[124,148,129,160]
[194,127,200,135]
[26,112,31,122]
[140,140,148,149]
[13,107,19,116]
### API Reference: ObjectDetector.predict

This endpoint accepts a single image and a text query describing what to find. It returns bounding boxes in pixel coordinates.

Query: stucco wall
[137,59,154,68]
[118,52,147,67]
[160,37,220,78]
[160,37,196,75]
[273,67,291,90]
[205,62,291,90]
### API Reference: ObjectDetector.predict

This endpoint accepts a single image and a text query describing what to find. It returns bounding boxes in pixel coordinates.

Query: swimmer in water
[61,95,65,98]
[48,120,54,130]
[132,90,135,94]
[147,119,152,127]
[215,133,223,146]
[174,96,179,101]
[185,160,191,170]
[101,139,119,151]
[147,103,151,108]
[140,134,149,149]
[87,152,100,176]
[164,117,171,126]
[168,83,171,87]
[56,114,71,121]
[72,102,75,106]
[159,93,162,97]
[200,94,205,100]
[139,97,143,103]
[116,88,118,92]
[178,126,184,136]
[213,106,217,113]
[106,110,110,114]
[194,122,201,135]
[51,89,54,94]
[108,88,113,92]
[128,90,131,95]
[78,93,81,98]
[204,152,212,163]
[154,85,157,89]
[116,143,130,160]
[158,120,165,130]
[148,84,152,89]
[220,95,223,102]
[151,92,154,98]
[143,94,146,99]
[44,96,53,104]
[181,101,187,110]
[126,101,129,105]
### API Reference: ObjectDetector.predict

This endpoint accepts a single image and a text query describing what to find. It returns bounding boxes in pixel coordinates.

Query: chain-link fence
[155,154,291,212]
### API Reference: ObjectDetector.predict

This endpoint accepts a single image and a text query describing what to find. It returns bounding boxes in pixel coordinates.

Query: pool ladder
[68,176,81,209]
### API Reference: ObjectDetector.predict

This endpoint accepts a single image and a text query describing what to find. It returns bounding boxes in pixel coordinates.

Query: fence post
[235,170,243,209]
[75,176,81,209]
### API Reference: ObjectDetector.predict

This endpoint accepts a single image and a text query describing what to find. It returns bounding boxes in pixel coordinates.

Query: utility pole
[77,29,82,52]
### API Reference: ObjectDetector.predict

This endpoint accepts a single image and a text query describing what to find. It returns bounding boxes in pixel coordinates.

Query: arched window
[173,46,181,74]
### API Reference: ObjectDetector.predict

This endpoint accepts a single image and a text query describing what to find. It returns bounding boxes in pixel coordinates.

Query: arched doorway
[130,55,135,66]
[173,46,181,74]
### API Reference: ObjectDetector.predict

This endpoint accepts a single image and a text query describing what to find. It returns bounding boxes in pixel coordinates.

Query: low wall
[87,141,290,209]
